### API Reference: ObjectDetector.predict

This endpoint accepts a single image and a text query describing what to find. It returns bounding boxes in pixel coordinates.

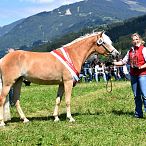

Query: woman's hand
[105,62,113,66]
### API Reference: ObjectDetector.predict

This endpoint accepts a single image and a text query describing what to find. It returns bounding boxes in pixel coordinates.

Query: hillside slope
[0,0,146,50]
[31,14,146,57]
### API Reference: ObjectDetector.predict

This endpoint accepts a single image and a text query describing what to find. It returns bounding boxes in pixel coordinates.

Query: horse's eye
[97,38,103,45]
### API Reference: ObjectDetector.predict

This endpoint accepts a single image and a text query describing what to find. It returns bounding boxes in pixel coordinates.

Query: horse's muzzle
[111,49,120,59]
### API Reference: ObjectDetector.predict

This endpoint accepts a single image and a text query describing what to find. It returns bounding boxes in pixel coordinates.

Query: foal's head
[93,31,119,58]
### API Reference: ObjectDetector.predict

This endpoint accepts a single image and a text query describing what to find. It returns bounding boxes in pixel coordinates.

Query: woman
[113,33,146,118]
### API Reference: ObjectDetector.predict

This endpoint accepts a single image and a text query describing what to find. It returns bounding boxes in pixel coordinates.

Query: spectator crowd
[79,58,130,83]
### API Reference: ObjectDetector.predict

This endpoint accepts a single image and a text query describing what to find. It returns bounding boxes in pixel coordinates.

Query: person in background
[83,61,93,82]
[88,62,93,82]
[104,62,111,81]
[113,33,146,118]
[94,62,107,82]
[110,65,120,80]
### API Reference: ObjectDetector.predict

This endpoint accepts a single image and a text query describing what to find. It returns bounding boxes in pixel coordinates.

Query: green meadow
[0,81,146,146]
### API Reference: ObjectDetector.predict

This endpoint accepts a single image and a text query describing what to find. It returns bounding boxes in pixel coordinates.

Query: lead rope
[105,56,113,93]
[106,77,112,93]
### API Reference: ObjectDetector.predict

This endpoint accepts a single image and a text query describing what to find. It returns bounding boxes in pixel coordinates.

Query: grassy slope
[0,81,146,146]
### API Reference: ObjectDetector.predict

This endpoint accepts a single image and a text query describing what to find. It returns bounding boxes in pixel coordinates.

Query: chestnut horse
[0,31,119,126]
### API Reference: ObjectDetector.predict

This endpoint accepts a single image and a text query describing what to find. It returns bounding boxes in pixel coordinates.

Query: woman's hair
[131,33,145,45]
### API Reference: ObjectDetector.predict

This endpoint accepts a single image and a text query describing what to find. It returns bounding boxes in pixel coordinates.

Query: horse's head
[94,31,119,59]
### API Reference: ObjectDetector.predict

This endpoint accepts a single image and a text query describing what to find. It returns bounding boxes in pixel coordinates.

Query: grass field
[0,81,146,146]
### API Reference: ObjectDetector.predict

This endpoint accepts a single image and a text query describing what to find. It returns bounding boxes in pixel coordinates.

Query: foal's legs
[64,80,75,122]
[53,84,64,122]
[13,78,29,123]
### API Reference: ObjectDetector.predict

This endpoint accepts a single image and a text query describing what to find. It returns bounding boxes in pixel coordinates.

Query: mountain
[107,14,146,56]
[0,19,24,37]
[32,14,146,56]
[0,0,146,52]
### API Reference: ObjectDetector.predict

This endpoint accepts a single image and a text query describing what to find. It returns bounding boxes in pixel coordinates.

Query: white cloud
[0,0,83,26]
[61,0,83,5]
[19,0,54,3]
[19,0,83,4]
[22,6,50,15]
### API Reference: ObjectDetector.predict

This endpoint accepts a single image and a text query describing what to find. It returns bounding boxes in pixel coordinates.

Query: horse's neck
[67,38,94,72]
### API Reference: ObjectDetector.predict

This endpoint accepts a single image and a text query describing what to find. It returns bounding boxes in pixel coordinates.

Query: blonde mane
[63,31,112,48]
[63,32,100,47]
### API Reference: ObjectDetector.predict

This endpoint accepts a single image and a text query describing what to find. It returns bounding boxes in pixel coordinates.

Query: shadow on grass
[112,109,146,119]
[9,111,101,123]
[112,109,134,117]
[7,110,146,124]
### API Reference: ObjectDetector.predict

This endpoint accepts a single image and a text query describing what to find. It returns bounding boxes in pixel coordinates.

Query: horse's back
[3,50,57,65]
[1,50,72,84]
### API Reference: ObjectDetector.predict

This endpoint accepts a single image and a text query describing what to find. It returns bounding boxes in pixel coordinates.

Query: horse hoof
[0,122,5,127]
[69,118,75,122]
[23,118,29,123]
[54,117,60,122]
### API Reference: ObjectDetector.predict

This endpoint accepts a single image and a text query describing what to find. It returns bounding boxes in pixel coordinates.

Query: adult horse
[0,31,119,126]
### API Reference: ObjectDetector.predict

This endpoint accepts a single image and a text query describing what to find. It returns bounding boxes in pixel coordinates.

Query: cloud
[22,6,50,15]
[19,0,83,4]
[19,0,54,3]
[0,0,83,26]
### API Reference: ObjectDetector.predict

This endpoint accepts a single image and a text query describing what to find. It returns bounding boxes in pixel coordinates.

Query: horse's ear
[99,30,105,37]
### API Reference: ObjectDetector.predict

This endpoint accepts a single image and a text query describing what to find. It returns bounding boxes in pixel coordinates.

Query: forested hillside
[32,14,146,57]
[0,0,146,50]
[108,14,146,56]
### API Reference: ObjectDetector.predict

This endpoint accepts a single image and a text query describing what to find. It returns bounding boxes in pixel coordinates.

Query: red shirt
[129,45,146,76]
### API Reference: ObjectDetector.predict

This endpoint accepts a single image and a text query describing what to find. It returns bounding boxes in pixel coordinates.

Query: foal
[0,31,119,126]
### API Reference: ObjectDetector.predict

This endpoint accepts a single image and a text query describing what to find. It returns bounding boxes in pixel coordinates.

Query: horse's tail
[0,58,11,121]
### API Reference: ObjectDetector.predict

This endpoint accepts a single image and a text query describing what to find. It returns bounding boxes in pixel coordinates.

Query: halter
[97,38,115,54]
[96,37,116,93]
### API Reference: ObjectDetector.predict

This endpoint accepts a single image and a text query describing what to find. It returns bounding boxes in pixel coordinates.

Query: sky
[0,0,83,27]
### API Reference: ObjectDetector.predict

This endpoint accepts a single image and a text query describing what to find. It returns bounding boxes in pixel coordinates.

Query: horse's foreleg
[53,84,64,122]
[64,80,75,122]
[13,79,29,123]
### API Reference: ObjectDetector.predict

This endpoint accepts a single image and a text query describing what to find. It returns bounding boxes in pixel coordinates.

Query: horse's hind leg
[64,80,75,122]
[53,84,64,122]
[0,85,11,126]
[0,77,11,123]
[13,78,29,123]
[3,94,11,122]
